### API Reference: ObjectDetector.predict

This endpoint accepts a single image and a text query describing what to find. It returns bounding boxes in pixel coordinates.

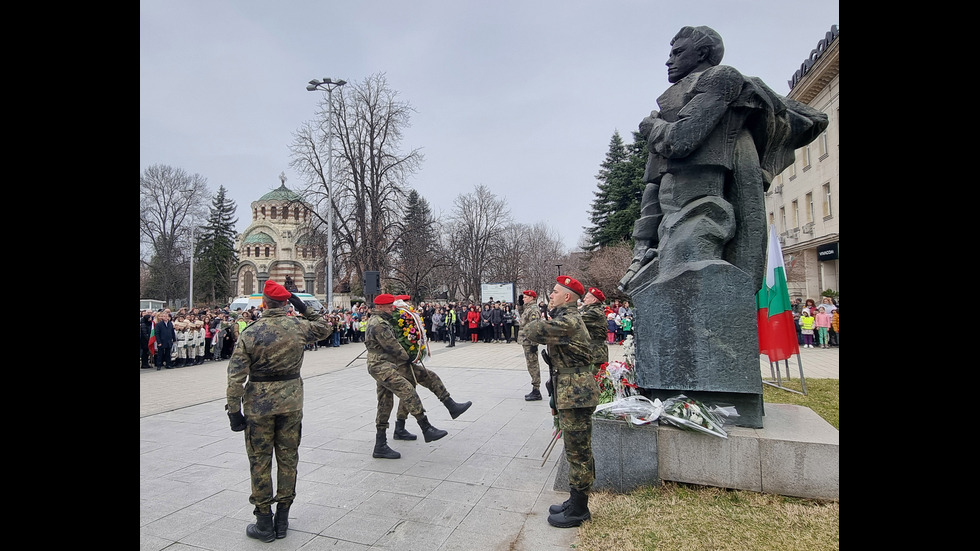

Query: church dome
[258,183,303,202]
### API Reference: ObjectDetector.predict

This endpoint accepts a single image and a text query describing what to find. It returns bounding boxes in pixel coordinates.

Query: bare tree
[519,222,569,296]
[140,164,209,303]
[582,242,634,301]
[390,190,450,299]
[290,73,422,293]
[447,185,512,300]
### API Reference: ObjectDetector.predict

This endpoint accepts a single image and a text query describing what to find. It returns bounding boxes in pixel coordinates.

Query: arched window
[265,246,271,257]
[271,206,277,219]
[255,246,260,257]
[294,207,300,220]
[261,206,266,218]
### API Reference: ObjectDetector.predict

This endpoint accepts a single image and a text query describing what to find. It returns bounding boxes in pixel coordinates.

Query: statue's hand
[638,110,661,138]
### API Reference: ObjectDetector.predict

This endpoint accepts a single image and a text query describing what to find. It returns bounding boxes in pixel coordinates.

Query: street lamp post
[307,77,347,311]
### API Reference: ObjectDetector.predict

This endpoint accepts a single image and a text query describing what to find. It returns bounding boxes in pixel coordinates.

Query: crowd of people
[793,296,839,349]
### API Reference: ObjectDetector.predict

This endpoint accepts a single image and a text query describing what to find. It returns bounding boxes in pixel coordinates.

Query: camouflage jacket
[517,302,541,346]
[365,310,410,370]
[580,303,609,368]
[522,303,599,409]
[226,308,332,416]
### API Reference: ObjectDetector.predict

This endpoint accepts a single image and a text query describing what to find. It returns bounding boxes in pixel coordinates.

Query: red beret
[556,275,584,297]
[523,290,537,299]
[588,287,605,302]
[374,293,395,305]
[263,280,291,301]
[395,295,410,301]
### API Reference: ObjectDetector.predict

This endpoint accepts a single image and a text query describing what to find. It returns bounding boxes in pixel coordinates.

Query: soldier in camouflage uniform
[523,275,600,528]
[517,290,544,401]
[226,280,332,542]
[365,293,452,460]
[581,287,609,374]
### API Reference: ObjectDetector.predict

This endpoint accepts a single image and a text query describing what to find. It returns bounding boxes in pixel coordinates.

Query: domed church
[232,176,326,299]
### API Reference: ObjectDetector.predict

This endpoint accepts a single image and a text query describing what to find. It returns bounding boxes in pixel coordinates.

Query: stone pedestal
[553,417,659,493]
[631,260,764,427]
[554,405,839,500]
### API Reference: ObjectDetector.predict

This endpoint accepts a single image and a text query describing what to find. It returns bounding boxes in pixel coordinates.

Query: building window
[294,206,300,220]
[805,193,814,223]
[265,246,271,258]
[818,131,829,159]
[822,183,833,218]
[802,146,811,170]
[787,161,796,181]
[245,247,250,257]
[255,246,260,257]
[271,206,277,219]
[792,200,799,228]
[779,207,786,232]
[768,212,775,227]
[261,206,266,218]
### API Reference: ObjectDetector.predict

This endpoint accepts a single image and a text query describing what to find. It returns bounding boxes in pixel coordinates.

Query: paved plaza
[140,339,839,550]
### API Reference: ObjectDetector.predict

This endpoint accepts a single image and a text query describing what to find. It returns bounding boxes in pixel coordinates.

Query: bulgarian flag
[756,225,799,362]
[148,321,157,356]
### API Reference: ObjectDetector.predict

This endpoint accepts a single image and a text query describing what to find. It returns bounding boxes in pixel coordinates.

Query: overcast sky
[140,1,839,249]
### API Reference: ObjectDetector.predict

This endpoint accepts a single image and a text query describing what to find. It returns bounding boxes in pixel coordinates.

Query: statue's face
[666,37,701,83]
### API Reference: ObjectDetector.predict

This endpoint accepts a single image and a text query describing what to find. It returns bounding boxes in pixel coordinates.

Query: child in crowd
[799,309,816,349]
[814,306,832,349]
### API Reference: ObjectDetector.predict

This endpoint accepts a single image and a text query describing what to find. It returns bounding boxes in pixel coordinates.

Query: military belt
[556,365,590,375]
[249,372,301,382]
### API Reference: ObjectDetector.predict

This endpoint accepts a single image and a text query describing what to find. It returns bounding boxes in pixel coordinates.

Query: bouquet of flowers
[659,395,733,438]
[394,303,429,364]
[595,361,638,404]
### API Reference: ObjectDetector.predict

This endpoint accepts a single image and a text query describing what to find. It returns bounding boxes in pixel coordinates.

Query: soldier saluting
[523,276,600,528]
[226,280,333,542]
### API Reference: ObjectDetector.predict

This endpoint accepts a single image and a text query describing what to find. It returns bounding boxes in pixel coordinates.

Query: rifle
[540,349,561,465]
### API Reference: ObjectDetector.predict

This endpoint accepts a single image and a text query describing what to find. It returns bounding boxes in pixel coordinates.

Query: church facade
[232,182,326,299]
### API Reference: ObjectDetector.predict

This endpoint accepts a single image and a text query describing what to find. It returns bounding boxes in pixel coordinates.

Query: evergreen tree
[391,190,447,299]
[585,131,648,250]
[194,186,239,305]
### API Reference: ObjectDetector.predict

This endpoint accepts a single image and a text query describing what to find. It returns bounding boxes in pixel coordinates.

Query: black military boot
[273,503,289,539]
[441,396,472,419]
[547,489,591,528]
[525,388,542,401]
[373,430,401,459]
[246,512,276,542]
[393,419,417,440]
[417,416,448,442]
[548,497,570,514]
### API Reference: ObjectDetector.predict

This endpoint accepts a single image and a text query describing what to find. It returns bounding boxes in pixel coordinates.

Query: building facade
[232,181,327,299]
[764,25,839,302]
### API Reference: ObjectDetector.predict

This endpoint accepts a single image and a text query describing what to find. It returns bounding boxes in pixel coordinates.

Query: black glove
[545,376,554,397]
[288,293,308,315]
[541,349,552,367]
[227,410,246,432]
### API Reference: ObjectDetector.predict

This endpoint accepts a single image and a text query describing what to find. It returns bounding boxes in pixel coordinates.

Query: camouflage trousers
[245,410,302,514]
[558,407,595,492]
[369,363,427,431]
[523,345,540,388]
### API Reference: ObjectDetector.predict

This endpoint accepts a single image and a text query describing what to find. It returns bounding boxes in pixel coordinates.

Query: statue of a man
[621,26,828,293]
[620,26,829,427]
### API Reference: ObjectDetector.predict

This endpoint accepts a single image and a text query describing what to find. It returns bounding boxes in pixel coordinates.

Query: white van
[228,293,325,313]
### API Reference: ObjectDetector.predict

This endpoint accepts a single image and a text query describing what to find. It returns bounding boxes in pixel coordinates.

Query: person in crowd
[799,309,816,348]
[141,314,154,369]
[831,307,839,347]
[606,313,619,344]
[490,302,504,343]
[814,306,832,349]
[433,308,445,343]
[803,298,817,315]
[467,305,481,343]
[446,305,458,347]
[481,303,493,343]
[502,304,515,343]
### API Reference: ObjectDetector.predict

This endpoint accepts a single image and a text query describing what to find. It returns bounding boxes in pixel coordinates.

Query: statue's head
[667,26,724,83]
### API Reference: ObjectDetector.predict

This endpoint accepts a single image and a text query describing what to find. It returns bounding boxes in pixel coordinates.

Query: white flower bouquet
[659,395,734,438]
